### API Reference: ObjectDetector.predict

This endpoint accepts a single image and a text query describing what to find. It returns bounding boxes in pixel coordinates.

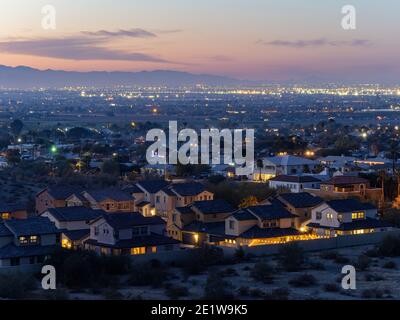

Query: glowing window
[131,247,146,255]
[352,212,365,220]
[19,236,28,244]
[1,212,10,220]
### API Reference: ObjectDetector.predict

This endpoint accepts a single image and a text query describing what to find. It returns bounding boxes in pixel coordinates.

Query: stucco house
[84,212,180,257]
[155,182,214,218]
[41,206,104,249]
[82,189,135,213]
[252,155,319,181]
[0,217,61,271]
[35,185,85,214]
[268,175,321,193]
[307,199,393,237]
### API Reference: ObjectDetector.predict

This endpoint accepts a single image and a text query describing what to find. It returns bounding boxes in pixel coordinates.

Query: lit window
[131,247,146,255]
[326,213,334,220]
[62,239,72,249]
[1,212,10,220]
[151,246,157,253]
[30,235,38,244]
[19,236,28,244]
[352,212,365,220]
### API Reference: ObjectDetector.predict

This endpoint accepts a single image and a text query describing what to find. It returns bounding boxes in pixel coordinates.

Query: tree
[239,196,258,208]
[10,119,24,138]
[101,160,120,176]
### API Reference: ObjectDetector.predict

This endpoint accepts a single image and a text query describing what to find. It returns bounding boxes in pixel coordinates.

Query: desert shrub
[0,273,37,299]
[323,283,340,292]
[265,288,290,300]
[250,262,275,284]
[235,247,246,261]
[165,285,189,299]
[102,288,124,300]
[249,288,265,298]
[320,251,340,260]
[238,286,250,296]
[128,262,168,288]
[204,273,234,300]
[278,243,305,271]
[218,267,238,277]
[101,255,131,275]
[334,255,350,264]
[308,261,325,270]
[361,288,385,299]
[376,235,400,257]
[364,248,379,257]
[364,273,385,281]
[41,288,70,300]
[289,274,318,287]
[355,255,370,271]
[180,245,224,276]
[383,260,396,269]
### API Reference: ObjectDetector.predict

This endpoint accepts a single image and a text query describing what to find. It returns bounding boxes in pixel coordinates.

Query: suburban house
[0,203,28,220]
[307,175,383,204]
[40,206,104,249]
[82,189,135,213]
[168,199,235,243]
[268,175,321,193]
[252,155,319,181]
[307,199,393,237]
[84,212,180,256]
[276,192,324,228]
[154,182,214,218]
[134,180,170,206]
[0,217,61,270]
[35,185,85,214]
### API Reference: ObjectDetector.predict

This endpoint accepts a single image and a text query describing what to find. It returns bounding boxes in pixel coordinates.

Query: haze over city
[0,0,399,83]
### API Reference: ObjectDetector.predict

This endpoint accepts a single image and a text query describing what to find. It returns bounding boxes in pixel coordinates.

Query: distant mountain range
[0,65,254,89]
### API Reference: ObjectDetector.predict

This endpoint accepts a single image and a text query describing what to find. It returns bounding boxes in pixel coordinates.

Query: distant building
[268,175,321,192]
[0,203,28,220]
[307,176,383,204]
[252,155,319,181]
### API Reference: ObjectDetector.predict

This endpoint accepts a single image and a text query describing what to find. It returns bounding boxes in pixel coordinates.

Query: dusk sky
[1,0,399,82]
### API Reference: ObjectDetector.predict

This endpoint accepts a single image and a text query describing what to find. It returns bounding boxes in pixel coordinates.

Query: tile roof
[40,186,85,200]
[137,180,170,194]
[175,206,195,215]
[269,175,321,183]
[182,221,226,236]
[192,199,234,215]
[5,217,60,236]
[85,189,133,202]
[246,205,297,220]
[45,206,104,222]
[232,210,257,221]
[278,192,324,208]
[0,223,12,237]
[265,155,318,166]
[122,185,143,194]
[167,182,206,196]
[63,229,90,241]
[321,176,369,185]
[0,203,26,213]
[100,212,165,230]
[326,199,376,213]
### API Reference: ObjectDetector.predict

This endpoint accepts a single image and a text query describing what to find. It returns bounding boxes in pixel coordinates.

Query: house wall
[311,204,340,228]
[90,220,115,245]
[0,235,13,248]
[225,217,257,236]
[35,192,66,214]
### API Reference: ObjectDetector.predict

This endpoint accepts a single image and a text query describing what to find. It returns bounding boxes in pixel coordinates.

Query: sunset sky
[0,0,399,82]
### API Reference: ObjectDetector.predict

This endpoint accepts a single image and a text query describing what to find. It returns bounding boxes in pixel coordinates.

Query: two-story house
[0,217,61,270]
[35,186,85,214]
[168,199,235,244]
[276,192,324,228]
[82,189,135,213]
[84,212,180,256]
[41,206,104,249]
[309,176,383,204]
[307,199,392,237]
[0,203,28,220]
[155,182,214,218]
